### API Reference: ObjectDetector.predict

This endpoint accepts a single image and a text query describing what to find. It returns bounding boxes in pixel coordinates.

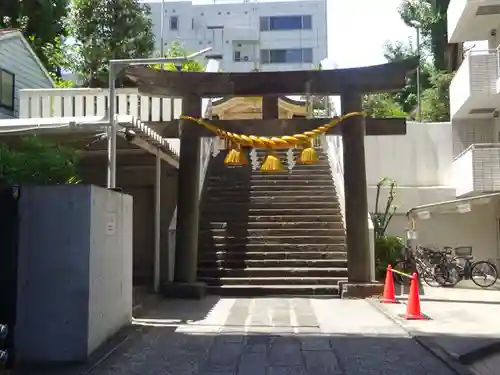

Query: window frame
[260,15,312,31]
[0,69,15,111]
[170,15,179,30]
[260,48,313,64]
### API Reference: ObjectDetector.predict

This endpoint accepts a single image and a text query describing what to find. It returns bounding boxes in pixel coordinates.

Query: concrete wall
[14,185,132,363]
[411,202,500,267]
[364,121,456,237]
[78,160,178,286]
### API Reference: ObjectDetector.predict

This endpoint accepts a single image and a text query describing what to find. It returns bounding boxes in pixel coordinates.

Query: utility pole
[410,20,422,122]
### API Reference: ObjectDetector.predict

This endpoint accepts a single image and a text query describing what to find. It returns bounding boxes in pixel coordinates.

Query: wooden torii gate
[122,58,418,298]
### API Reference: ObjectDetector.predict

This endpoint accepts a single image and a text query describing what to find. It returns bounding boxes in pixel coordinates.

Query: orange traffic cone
[381,265,398,304]
[400,273,430,320]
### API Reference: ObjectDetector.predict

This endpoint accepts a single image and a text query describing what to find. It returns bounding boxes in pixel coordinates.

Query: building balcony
[453,143,500,197]
[18,88,183,122]
[449,50,498,119]
[448,0,500,43]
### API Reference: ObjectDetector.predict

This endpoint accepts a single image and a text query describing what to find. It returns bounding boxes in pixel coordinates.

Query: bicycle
[439,246,499,288]
[393,245,448,287]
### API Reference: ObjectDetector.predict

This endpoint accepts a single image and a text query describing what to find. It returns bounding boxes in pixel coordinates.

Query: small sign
[406,230,417,240]
[106,213,116,235]
[417,210,431,220]
[457,203,471,213]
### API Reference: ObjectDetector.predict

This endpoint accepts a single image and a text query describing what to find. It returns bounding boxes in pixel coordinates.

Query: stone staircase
[197,148,348,296]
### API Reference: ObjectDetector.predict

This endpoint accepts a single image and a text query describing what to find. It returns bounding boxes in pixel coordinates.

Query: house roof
[0,29,55,87]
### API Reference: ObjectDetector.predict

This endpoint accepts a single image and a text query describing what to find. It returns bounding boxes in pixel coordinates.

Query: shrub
[375,235,404,279]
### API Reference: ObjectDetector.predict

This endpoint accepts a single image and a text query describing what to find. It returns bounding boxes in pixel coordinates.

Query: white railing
[321,134,376,281]
[453,143,500,197]
[19,88,183,122]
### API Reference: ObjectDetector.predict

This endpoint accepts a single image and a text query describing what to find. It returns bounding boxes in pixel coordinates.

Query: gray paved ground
[87,297,455,375]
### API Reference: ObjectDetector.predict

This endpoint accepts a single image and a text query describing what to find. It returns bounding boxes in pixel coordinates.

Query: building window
[170,16,178,30]
[260,15,312,31]
[260,48,313,64]
[0,70,14,110]
[234,51,241,62]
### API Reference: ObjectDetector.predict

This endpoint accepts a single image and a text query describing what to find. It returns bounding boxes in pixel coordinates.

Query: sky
[327,0,414,68]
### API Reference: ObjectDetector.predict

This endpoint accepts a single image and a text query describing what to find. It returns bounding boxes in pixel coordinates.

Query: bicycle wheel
[417,262,448,287]
[442,263,461,287]
[471,261,498,288]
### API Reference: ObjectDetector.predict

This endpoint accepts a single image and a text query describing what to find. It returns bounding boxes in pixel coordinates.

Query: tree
[420,69,454,121]
[363,94,407,118]
[397,0,451,71]
[0,0,70,76]
[0,136,81,185]
[152,41,205,72]
[70,0,155,87]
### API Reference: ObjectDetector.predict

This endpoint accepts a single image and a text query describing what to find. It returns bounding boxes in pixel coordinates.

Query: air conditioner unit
[243,56,249,61]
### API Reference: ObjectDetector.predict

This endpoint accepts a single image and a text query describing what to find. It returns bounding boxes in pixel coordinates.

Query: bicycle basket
[455,246,472,257]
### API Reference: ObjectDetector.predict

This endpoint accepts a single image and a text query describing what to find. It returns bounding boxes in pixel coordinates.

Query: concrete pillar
[174,95,202,283]
[340,92,373,287]
[162,94,206,298]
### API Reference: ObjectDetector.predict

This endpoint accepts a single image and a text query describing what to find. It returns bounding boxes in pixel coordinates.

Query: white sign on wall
[106,213,116,235]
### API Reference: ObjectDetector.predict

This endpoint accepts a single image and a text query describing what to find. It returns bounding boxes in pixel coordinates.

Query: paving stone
[303,350,342,375]
[83,298,459,375]
[300,337,332,351]
[207,341,244,370]
[268,337,303,366]
[266,366,306,375]
[237,352,268,375]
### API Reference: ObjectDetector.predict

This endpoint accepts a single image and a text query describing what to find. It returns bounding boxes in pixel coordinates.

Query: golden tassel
[299,139,319,164]
[260,151,285,172]
[224,143,248,166]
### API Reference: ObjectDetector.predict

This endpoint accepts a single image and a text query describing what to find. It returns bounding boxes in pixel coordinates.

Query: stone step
[208,180,334,187]
[204,201,340,210]
[206,284,340,296]
[205,221,344,230]
[199,251,347,260]
[199,243,346,252]
[241,215,343,223]
[199,258,348,268]
[203,207,342,217]
[199,276,345,286]
[211,162,331,170]
[209,175,332,183]
[198,267,348,278]
[205,195,339,204]
[203,235,345,245]
[205,188,337,197]
[200,228,345,237]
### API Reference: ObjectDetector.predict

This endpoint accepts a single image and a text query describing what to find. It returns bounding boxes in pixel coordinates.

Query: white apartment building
[143,0,328,72]
[448,0,500,194]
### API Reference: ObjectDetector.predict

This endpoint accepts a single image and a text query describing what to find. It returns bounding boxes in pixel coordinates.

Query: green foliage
[70,0,155,86]
[397,0,450,71]
[363,94,407,118]
[371,177,404,279]
[151,41,205,72]
[0,0,70,76]
[372,177,398,240]
[375,236,405,279]
[363,0,453,121]
[0,136,81,185]
[420,69,454,122]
